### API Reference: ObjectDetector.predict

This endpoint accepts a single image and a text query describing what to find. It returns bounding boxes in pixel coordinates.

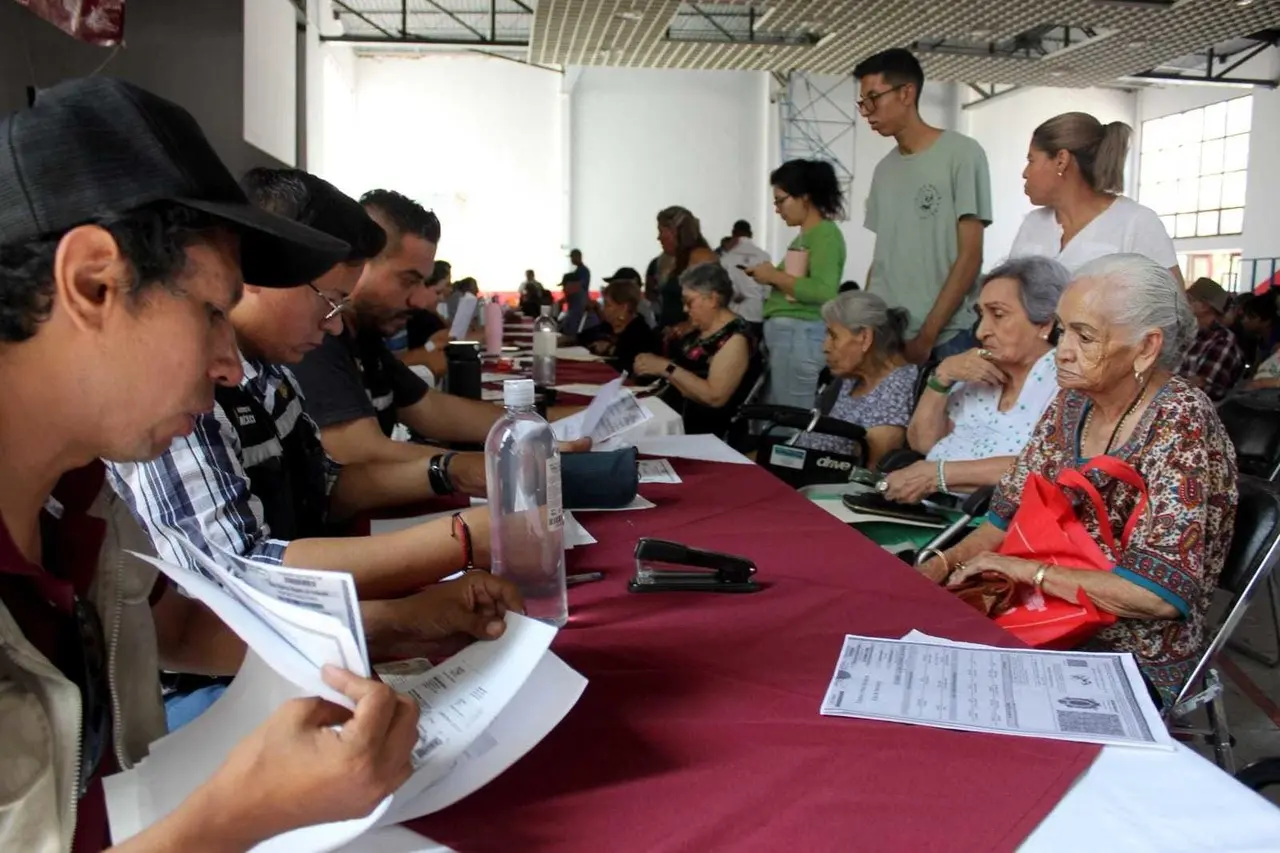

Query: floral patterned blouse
[988,377,1238,708]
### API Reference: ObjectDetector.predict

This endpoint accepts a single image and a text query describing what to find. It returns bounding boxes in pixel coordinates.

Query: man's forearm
[110,784,268,853]
[283,518,472,598]
[921,249,982,343]
[405,393,501,444]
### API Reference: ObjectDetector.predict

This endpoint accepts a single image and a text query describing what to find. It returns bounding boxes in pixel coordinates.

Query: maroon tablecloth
[483,359,620,407]
[408,459,1099,852]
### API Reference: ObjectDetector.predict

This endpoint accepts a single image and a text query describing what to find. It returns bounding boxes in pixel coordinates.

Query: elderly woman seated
[578,276,659,375]
[882,255,1070,503]
[921,254,1237,708]
[793,291,916,468]
[634,264,756,437]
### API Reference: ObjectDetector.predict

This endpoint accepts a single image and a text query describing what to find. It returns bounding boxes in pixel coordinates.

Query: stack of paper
[819,631,1172,750]
[109,540,587,851]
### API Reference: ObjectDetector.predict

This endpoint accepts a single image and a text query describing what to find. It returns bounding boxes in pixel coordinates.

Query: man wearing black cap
[0,77,504,852]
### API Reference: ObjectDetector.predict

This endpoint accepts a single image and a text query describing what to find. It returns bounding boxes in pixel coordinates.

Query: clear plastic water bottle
[532,305,557,387]
[485,379,567,626]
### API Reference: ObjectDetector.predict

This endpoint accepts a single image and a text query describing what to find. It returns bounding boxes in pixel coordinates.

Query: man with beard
[289,181,587,467]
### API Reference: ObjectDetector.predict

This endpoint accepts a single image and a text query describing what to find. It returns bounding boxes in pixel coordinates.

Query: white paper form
[571,495,656,513]
[378,652,587,824]
[214,543,369,668]
[552,382,605,397]
[637,458,682,484]
[551,375,653,445]
[107,613,573,853]
[367,613,560,816]
[820,634,1173,750]
[105,651,393,853]
[129,547,364,706]
[564,512,596,549]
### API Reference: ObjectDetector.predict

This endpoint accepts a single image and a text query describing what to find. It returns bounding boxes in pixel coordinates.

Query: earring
[1057,171,1065,178]
[1134,368,1143,385]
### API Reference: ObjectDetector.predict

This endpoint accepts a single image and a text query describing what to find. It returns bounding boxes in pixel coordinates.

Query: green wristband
[926,374,954,394]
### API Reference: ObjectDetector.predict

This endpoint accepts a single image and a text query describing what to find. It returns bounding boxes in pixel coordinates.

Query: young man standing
[0,77,450,853]
[855,48,992,364]
[561,248,592,334]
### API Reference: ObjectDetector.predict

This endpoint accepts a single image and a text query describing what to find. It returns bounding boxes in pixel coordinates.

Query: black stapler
[627,538,761,593]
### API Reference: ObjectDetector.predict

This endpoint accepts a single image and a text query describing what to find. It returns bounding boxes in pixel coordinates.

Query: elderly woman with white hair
[794,291,915,468]
[882,255,1071,503]
[922,254,1238,708]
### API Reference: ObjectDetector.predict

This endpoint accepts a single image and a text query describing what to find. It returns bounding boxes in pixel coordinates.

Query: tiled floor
[1190,591,1280,807]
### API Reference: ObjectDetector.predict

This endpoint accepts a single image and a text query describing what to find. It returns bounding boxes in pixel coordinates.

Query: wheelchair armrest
[960,485,995,518]
[878,448,926,474]
[738,404,809,425]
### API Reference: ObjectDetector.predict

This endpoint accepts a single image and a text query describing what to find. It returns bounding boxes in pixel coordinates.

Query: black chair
[1167,476,1280,772]
[1217,391,1280,665]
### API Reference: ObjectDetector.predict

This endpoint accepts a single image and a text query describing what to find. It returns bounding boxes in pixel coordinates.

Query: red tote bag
[994,456,1149,649]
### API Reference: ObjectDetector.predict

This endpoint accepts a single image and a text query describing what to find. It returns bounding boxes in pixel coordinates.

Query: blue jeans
[932,329,977,361]
[164,684,227,731]
[763,316,827,408]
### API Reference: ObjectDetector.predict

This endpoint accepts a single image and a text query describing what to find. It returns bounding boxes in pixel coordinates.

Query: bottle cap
[504,378,536,408]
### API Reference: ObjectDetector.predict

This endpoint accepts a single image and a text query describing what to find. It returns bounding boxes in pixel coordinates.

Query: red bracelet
[451,512,474,571]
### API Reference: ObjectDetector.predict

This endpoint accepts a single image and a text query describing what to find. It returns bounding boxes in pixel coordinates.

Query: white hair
[1071,253,1196,370]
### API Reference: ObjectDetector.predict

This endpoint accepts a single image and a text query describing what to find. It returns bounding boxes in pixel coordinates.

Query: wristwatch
[428,452,457,495]
[664,362,677,377]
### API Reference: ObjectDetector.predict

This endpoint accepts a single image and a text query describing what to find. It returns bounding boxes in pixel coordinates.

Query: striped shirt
[106,356,341,573]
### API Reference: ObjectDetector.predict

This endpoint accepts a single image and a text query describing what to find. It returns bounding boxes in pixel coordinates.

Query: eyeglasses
[308,283,351,322]
[857,83,905,115]
[773,193,792,208]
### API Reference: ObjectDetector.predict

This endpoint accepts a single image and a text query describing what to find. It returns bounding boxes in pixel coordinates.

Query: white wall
[316,53,565,293]
[960,86,1139,266]
[571,68,769,282]
[243,0,298,166]
[1135,47,1280,267]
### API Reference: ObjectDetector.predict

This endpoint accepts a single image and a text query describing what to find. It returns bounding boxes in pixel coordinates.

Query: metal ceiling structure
[324,0,1280,90]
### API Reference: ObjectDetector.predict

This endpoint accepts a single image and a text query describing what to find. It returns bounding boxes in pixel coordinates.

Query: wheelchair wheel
[1235,758,1280,795]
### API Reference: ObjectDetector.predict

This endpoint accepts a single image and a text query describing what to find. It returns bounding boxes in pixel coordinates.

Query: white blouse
[1009,196,1177,272]
[927,350,1059,462]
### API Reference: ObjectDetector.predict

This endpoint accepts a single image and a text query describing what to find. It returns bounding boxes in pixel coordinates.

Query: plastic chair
[1167,476,1280,772]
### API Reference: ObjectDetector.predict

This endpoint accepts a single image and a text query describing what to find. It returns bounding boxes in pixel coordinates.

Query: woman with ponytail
[1010,112,1182,284]
[747,158,849,408]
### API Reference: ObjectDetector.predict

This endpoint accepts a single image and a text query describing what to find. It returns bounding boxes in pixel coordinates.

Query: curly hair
[0,202,220,343]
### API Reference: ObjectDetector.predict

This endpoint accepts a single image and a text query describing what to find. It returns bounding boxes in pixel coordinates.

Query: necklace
[1082,377,1152,456]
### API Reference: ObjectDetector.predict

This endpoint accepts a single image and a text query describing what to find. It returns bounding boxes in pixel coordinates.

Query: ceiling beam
[320,35,529,47]
[961,85,1023,110]
[1129,71,1278,89]
[331,0,395,38]
[421,0,487,41]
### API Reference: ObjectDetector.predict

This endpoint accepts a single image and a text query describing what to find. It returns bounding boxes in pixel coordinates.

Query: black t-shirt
[291,328,430,438]
[405,309,447,350]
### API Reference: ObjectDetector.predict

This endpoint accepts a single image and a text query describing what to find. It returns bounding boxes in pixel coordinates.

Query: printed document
[551,375,652,444]
[820,633,1172,749]
[637,458,682,484]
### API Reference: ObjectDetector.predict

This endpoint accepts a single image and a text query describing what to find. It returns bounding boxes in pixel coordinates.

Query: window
[1139,95,1251,239]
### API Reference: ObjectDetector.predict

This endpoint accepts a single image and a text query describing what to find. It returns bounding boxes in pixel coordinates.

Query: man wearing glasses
[0,78,523,852]
[855,48,992,365]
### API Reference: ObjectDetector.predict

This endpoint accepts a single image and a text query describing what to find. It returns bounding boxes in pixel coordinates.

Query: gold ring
[978,349,993,361]
[876,479,889,493]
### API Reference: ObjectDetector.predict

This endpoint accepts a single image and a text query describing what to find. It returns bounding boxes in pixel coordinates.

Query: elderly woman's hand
[946,553,1040,588]
[633,353,671,377]
[935,349,1011,388]
[882,461,939,504]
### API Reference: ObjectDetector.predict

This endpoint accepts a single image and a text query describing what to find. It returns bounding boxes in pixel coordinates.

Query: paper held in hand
[551,374,653,445]
[819,631,1173,750]
[108,539,586,852]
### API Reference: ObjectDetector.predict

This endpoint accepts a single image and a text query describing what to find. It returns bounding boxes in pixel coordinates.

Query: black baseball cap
[0,77,349,287]
[603,267,642,283]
